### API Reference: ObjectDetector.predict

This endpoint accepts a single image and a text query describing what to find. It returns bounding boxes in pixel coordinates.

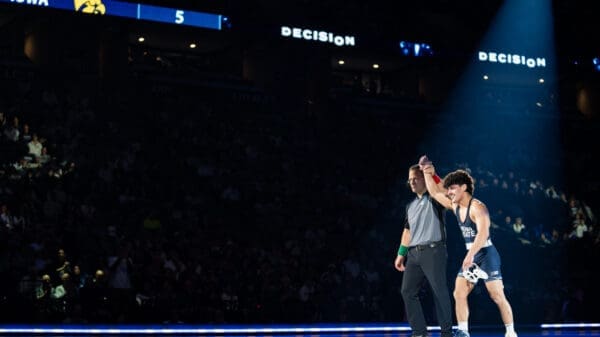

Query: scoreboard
[1,0,228,30]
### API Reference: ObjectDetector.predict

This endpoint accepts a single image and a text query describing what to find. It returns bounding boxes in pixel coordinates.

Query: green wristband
[397,245,408,256]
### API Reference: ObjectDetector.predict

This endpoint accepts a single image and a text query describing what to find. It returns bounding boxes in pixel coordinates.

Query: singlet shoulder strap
[465,197,474,221]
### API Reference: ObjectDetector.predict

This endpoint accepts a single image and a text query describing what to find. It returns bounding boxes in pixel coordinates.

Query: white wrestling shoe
[463,263,489,284]
[505,331,518,337]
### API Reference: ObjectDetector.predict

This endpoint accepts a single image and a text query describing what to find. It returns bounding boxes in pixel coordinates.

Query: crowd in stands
[0,52,598,326]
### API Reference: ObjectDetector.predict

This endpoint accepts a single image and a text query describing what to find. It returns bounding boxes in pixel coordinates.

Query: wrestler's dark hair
[443,169,474,195]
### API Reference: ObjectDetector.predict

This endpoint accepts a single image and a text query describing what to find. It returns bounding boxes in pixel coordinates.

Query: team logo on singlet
[460,226,476,239]
[74,0,106,14]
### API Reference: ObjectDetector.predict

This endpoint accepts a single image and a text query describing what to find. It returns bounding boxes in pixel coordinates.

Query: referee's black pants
[401,242,453,337]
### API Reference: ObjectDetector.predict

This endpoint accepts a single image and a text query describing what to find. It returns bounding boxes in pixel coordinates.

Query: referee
[395,164,453,337]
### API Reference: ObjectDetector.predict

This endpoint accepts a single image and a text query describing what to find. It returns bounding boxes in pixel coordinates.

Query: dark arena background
[0,0,598,336]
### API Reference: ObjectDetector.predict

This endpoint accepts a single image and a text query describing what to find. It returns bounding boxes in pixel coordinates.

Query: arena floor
[0,323,598,336]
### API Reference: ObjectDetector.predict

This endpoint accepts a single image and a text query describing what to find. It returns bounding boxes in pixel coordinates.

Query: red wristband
[433,174,441,184]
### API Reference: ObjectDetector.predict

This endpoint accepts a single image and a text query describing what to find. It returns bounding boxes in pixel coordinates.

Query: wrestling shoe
[463,263,489,284]
[454,330,470,337]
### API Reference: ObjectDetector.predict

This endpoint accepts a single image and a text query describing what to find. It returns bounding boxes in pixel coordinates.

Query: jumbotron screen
[1,0,228,30]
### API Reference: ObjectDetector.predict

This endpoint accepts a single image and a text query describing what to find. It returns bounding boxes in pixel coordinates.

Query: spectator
[512,217,526,235]
[35,274,55,321]
[55,249,72,279]
[570,212,588,239]
[20,123,32,144]
[38,146,52,165]
[4,116,20,142]
[28,134,43,158]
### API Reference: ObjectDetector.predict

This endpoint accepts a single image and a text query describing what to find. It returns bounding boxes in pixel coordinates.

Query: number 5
[175,10,184,24]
